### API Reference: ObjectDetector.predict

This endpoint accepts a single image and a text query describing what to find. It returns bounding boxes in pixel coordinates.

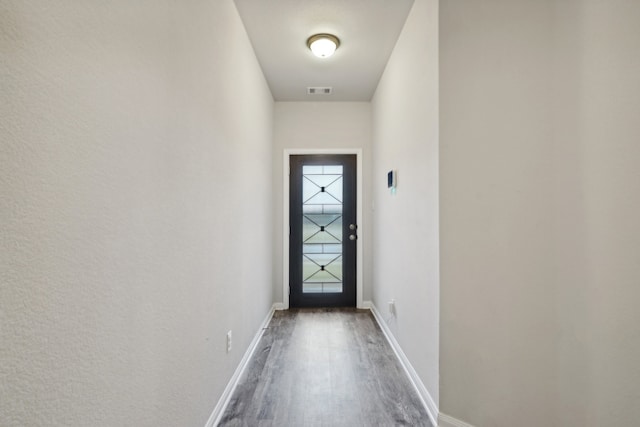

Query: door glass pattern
[301,165,343,293]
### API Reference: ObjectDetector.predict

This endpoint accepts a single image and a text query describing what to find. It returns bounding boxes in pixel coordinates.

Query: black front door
[289,155,357,308]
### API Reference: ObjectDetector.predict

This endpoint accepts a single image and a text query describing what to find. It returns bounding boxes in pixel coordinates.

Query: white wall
[439,2,556,425]
[551,1,640,425]
[0,1,273,426]
[272,102,372,304]
[440,1,640,426]
[370,0,440,415]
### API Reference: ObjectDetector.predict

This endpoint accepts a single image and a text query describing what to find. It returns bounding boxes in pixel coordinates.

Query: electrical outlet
[226,330,232,353]
[388,299,396,315]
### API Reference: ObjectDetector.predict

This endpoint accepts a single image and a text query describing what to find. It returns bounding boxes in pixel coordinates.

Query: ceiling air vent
[307,87,332,95]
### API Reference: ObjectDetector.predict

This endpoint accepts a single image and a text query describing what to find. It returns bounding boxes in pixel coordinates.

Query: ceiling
[233,0,415,102]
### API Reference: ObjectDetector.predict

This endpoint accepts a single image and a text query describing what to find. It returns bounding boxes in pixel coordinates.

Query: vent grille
[307,87,332,95]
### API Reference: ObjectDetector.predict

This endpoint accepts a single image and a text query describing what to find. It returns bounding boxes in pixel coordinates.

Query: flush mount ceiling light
[307,33,340,58]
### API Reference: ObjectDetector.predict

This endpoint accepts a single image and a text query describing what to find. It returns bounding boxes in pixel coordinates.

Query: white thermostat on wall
[387,170,397,191]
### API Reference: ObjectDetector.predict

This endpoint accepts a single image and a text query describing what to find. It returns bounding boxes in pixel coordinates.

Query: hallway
[219,309,431,427]
[3,1,640,426]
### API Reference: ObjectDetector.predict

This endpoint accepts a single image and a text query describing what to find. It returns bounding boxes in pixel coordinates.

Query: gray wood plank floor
[218,308,432,427]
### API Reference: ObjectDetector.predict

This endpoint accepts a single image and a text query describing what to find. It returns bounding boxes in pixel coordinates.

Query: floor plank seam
[218,309,432,427]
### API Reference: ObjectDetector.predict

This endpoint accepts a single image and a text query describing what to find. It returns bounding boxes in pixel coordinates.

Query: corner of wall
[369,303,439,427]
[438,413,476,427]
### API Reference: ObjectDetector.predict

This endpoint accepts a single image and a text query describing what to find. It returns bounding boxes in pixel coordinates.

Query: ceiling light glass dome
[307,34,340,58]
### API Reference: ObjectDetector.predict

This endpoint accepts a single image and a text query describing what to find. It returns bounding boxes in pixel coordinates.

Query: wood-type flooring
[218,308,432,427]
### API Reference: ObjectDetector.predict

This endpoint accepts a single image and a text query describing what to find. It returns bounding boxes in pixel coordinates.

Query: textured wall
[371,0,440,410]
[440,1,640,426]
[551,1,640,425]
[440,2,556,425]
[272,102,372,304]
[0,1,273,426]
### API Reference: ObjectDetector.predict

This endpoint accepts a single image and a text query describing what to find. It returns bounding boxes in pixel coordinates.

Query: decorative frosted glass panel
[301,165,344,294]
[322,165,343,174]
[322,283,343,293]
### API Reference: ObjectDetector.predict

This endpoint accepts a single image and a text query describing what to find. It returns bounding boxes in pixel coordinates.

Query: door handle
[349,224,357,230]
[349,234,357,241]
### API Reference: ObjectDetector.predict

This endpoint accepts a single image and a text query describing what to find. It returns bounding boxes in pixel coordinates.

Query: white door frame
[283,149,364,309]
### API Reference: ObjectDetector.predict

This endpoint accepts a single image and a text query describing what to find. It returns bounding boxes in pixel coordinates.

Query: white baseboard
[369,303,439,427]
[272,302,286,310]
[360,300,373,309]
[204,304,276,427]
[439,413,476,427]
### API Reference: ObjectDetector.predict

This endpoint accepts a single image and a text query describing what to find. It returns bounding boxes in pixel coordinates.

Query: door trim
[283,149,364,310]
